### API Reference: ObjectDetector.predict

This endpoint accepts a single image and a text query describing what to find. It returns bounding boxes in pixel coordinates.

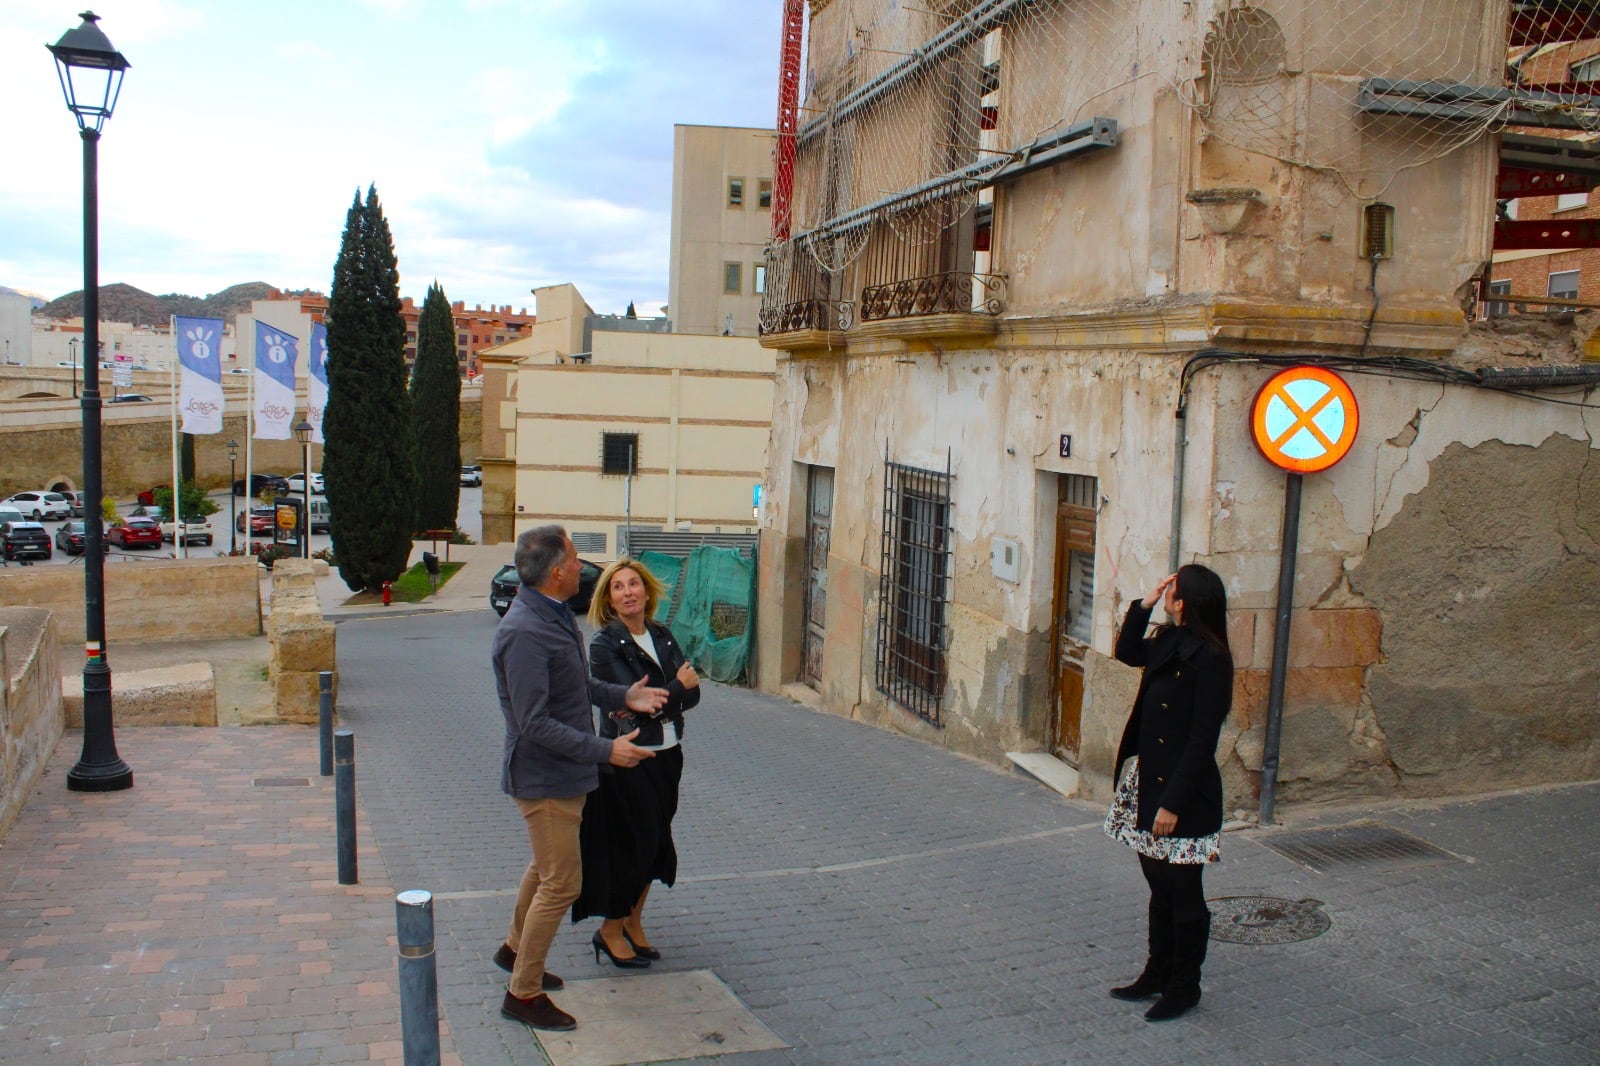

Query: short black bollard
[396,890,441,1066]
[335,730,357,885]
[318,671,334,778]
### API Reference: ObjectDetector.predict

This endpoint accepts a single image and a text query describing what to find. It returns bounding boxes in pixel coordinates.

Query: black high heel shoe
[592,931,650,969]
[623,931,661,961]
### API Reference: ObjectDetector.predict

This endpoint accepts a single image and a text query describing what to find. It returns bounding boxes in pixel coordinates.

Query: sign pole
[1259,471,1303,825]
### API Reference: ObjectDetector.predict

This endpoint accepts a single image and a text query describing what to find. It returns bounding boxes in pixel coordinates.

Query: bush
[450,527,475,545]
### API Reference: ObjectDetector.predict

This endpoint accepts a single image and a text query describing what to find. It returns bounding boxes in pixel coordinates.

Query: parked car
[3,491,71,521]
[160,514,214,546]
[460,465,483,487]
[62,491,86,517]
[233,474,289,497]
[108,394,154,403]
[307,497,331,534]
[55,519,106,556]
[286,472,325,495]
[490,558,601,617]
[1,519,51,562]
[136,485,168,506]
[131,504,168,522]
[237,506,275,536]
[107,516,162,549]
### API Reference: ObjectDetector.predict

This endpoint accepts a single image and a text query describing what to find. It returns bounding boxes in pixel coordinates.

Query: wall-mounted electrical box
[991,536,1021,583]
[1361,202,1395,259]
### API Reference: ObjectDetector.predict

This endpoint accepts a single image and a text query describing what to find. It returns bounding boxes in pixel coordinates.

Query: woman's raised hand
[1141,573,1177,609]
[676,661,700,689]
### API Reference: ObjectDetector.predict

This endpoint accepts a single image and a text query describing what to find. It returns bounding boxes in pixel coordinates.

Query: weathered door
[1051,475,1097,765]
[802,466,834,688]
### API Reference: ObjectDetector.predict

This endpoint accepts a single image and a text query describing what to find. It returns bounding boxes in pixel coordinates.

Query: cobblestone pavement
[334,609,1600,1065]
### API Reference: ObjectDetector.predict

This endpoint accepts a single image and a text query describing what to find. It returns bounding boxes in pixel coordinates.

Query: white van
[307,497,331,534]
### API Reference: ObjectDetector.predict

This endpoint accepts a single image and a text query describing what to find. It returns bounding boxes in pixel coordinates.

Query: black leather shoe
[623,931,661,961]
[592,931,650,969]
[492,944,562,989]
[500,991,576,1031]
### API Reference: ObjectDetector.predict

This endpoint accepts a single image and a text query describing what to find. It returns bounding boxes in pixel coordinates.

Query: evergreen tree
[625,300,637,319]
[180,433,196,484]
[321,185,415,592]
[409,281,461,533]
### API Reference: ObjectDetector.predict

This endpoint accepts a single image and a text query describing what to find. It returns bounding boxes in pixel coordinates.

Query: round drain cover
[1208,896,1330,945]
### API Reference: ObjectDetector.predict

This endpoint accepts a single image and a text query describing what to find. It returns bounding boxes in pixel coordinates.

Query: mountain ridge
[32,282,288,327]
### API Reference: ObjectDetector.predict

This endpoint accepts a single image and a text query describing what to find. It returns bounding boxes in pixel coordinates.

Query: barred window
[601,433,639,476]
[876,456,952,725]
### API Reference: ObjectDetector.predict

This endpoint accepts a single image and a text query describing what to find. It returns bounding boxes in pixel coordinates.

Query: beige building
[753,0,1600,813]
[478,283,775,550]
[668,125,777,338]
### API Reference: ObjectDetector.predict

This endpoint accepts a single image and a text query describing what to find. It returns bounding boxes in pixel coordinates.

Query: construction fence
[632,533,758,685]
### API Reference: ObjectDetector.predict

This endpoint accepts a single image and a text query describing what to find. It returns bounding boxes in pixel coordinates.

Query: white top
[628,626,679,752]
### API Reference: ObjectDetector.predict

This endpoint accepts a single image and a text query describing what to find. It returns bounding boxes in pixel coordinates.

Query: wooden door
[1051,475,1097,765]
[802,466,834,688]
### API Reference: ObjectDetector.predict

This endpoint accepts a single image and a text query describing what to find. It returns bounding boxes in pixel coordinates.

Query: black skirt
[571,745,684,922]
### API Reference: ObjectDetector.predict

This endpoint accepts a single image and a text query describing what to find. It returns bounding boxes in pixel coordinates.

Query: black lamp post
[294,419,313,559]
[69,337,79,398]
[227,438,239,555]
[51,11,132,793]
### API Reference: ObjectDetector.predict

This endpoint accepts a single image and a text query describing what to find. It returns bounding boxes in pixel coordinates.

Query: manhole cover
[253,777,312,787]
[1208,896,1330,944]
[1259,821,1461,874]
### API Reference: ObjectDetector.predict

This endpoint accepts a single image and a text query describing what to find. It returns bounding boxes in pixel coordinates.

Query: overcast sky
[2,1,780,315]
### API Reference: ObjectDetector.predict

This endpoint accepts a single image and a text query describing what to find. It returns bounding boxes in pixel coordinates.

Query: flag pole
[170,316,184,559]
[246,319,254,532]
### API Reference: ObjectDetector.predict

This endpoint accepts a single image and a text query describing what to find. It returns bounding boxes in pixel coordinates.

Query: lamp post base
[67,761,133,791]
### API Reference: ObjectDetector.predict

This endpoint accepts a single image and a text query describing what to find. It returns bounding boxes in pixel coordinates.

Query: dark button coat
[588,619,700,747]
[1113,600,1234,839]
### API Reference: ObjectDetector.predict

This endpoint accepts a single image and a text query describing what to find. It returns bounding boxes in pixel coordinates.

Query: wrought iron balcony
[758,298,855,335]
[860,272,1006,321]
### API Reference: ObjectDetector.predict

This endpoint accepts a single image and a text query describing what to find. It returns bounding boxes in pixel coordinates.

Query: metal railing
[860,272,1006,321]
[758,298,856,335]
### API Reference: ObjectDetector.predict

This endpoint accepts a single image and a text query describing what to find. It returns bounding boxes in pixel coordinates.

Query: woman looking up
[1103,564,1234,1022]
[573,558,700,968]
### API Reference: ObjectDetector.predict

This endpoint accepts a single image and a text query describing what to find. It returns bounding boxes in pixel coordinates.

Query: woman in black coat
[572,558,699,968]
[1103,564,1233,1022]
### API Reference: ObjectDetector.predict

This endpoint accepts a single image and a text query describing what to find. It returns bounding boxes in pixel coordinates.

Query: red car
[107,516,162,550]
[237,507,274,536]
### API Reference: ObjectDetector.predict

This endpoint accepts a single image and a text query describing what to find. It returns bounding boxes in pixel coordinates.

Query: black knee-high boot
[1110,893,1173,1000]
[1145,867,1209,1022]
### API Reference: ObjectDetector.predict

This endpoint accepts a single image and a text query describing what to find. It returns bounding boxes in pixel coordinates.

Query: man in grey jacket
[491,524,665,1033]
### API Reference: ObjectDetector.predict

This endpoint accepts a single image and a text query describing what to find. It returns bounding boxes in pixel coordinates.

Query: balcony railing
[860,272,1006,321]
[758,298,855,335]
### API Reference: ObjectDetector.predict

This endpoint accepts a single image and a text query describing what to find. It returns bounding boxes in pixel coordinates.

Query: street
[332,608,1599,1065]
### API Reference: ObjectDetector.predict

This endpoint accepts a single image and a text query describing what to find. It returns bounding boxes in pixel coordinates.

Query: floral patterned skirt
[1103,759,1220,865]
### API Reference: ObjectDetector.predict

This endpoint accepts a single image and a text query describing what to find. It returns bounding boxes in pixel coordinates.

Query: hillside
[32,282,283,326]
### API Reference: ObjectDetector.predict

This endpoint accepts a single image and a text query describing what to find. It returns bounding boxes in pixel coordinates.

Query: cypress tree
[625,300,637,319]
[322,185,415,592]
[409,281,461,533]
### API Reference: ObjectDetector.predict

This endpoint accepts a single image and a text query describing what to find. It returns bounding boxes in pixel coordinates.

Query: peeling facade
[754,0,1600,813]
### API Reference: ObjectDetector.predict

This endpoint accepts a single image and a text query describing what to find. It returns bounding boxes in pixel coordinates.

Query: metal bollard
[318,671,334,778]
[395,890,441,1066]
[335,730,357,885]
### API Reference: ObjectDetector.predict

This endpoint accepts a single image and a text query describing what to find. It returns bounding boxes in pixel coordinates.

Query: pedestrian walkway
[2,605,1596,1064]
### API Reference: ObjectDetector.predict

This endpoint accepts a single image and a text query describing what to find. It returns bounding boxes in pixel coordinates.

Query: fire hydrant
[381,580,392,606]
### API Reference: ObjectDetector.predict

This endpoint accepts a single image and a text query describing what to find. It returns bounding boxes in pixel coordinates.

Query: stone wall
[0,558,261,646]
[266,559,335,724]
[0,608,63,844]
[0,394,481,499]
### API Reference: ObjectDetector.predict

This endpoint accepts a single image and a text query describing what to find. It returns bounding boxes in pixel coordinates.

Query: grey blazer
[491,584,631,800]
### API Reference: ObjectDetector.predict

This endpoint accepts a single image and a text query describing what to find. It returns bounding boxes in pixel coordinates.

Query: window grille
[875,450,953,726]
[601,433,639,476]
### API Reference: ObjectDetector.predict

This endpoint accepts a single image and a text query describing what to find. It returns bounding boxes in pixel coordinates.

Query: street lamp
[51,11,132,793]
[294,419,313,559]
[68,337,79,398]
[227,438,239,555]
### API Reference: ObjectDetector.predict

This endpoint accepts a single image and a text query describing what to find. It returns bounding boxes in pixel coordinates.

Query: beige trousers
[506,795,585,998]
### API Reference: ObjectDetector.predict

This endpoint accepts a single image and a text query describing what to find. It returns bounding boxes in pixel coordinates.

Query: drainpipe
[1168,401,1188,573]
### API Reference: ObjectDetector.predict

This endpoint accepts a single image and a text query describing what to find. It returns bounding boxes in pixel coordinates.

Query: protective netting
[643,547,755,684]
[768,0,1600,304]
